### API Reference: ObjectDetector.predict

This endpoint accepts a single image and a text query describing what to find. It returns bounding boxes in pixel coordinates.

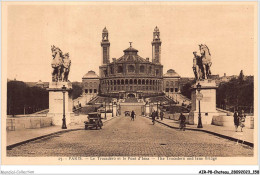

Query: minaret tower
[101,27,110,64]
[152,26,162,64]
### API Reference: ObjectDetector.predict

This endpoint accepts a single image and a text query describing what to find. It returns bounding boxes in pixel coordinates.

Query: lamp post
[105,101,107,119]
[61,85,67,129]
[196,83,203,128]
[157,101,159,113]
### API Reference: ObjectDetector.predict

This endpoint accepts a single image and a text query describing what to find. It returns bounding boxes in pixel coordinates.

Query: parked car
[84,112,103,130]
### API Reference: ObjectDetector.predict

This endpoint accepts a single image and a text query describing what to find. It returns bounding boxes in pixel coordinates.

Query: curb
[146,116,254,147]
[6,116,117,150]
[6,128,83,150]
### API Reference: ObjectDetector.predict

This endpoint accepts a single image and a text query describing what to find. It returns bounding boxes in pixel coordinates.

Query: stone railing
[212,115,254,129]
[6,116,52,131]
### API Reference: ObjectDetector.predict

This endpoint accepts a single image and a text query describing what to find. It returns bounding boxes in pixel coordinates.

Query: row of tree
[7,81,83,115]
[216,76,253,113]
[7,81,49,115]
[180,71,254,113]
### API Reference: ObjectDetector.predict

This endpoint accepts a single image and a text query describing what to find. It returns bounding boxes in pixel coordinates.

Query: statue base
[188,79,218,125]
[47,82,74,126]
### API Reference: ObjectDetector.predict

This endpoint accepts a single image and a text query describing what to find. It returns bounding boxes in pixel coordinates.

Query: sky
[6,2,256,82]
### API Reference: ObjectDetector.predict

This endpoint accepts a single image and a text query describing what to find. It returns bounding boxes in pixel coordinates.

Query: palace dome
[83,70,99,79]
[163,69,180,78]
[116,46,147,63]
[36,80,44,85]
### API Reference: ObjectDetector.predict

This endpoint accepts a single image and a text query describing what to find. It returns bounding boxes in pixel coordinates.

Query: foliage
[7,81,49,115]
[216,77,254,113]
[180,80,195,99]
[72,82,83,99]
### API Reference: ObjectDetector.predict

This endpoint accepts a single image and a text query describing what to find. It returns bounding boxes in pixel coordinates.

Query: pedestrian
[233,110,239,132]
[179,113,186,131]
[152,111,156,125]
[160,110,164,120]
[131,110,135,121]
[239,110,246,132]
[156,111,159,119]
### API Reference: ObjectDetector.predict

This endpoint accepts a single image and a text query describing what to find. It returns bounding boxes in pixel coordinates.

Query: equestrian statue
[51,45,71,82]
[192,44,212,80]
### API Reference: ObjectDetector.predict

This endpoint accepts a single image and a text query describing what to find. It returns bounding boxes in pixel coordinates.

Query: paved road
[7,116,253,157]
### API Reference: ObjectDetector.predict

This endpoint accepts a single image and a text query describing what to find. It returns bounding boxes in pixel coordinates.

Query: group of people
[233,110,246,132]
[151,110,164,125]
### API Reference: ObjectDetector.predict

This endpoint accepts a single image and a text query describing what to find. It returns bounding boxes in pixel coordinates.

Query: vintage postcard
[1,1,258,168]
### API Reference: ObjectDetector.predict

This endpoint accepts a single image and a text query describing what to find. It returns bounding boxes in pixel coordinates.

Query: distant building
[82,70,99,96]
[25,80,49,89]
[82,26,181,99]
[36,80,44,88]
[163,69,181,95]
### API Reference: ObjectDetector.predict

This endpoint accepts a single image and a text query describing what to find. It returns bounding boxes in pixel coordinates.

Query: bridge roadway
[7,116,253,157]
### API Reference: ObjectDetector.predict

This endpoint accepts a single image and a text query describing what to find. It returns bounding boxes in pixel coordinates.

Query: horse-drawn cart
[84,112,103,130]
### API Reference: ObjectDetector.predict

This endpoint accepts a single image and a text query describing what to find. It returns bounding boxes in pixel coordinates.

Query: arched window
[153,80,155,85]
[128,65,135,73]
[155,69,159,76]
[130,79,133,84]
[125,79,128,84]
[114,80,116,85]
[140,65,145,73]
[110,80,113,85]
[118,66,123,73]
[103,70,107,77]
[142,79,145,84]
[117,79,120,85]
[146,79,149,84]
[110,67,114,74]
[138,79,141,84]
[134,79,137,84]
[148,66,152,74]
[121,79,124,85]
[150,80,152,85]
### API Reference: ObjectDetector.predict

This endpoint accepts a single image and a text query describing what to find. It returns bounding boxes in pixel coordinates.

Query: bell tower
[152,26,162,64]
[101,27,110,64]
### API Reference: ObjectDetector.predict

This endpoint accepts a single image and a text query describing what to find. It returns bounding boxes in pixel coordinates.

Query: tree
[7,80,49,115]
[180,80,196,99]
[216,76,253,113]
[72,82,83,99]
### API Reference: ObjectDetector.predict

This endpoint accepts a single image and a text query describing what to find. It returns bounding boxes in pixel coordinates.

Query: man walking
[179,113,186,131]
[233,110,239,132]
[160,110,164,120]
[131,110,135,121]
[152,111,156,125]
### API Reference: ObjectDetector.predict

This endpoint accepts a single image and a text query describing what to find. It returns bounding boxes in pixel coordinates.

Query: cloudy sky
[6,2,256,82]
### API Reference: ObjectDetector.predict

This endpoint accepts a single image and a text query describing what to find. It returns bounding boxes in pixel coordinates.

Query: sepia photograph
[1,1,258,168]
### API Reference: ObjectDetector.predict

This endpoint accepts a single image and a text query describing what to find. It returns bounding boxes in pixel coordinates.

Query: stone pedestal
[145,104,150,116]
[47,82,74,126]
[113,104,117,117]
[189,80,219,125]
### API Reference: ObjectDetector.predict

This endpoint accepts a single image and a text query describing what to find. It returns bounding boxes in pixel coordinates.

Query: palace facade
[82,27,180,99]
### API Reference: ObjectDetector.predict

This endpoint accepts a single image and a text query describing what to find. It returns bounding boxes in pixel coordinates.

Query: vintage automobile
[84,112,103,130]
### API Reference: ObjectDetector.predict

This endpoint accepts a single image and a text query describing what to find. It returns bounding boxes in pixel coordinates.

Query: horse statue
[62,52,71,82]
[199,44,212,79]
[51,45,63,82]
